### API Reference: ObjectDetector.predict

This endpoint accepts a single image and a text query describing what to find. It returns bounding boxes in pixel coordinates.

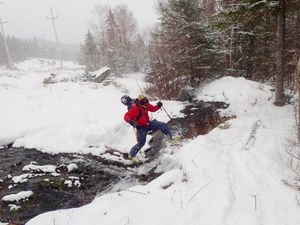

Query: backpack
[121,95,134,110]
[121,95,143,123]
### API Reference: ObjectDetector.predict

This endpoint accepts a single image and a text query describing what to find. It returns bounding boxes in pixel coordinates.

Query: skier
[124,95,172,160]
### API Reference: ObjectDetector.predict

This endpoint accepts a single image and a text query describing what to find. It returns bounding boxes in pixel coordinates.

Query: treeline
[0,34,79,66]
[81,0,300,101]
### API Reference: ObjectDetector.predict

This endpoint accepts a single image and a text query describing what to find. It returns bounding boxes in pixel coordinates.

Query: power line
[47,7,63,69]
[0,17,13,68]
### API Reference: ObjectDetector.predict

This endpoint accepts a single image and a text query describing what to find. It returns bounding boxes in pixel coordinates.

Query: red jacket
[124,103,159,127]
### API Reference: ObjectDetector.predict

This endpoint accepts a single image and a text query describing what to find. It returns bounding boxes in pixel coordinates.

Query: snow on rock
[8,204,21,211]
[90,67,110,77]
[12,173,42,184]
[2,191,33,203]
[23,163,57,173]
[64,180,73,188]
[67,163,78,172]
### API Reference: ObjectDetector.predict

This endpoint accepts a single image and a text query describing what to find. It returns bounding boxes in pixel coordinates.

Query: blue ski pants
[129,119,172,157]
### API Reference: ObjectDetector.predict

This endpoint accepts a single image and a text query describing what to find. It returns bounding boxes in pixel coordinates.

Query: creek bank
[0,100,232,225]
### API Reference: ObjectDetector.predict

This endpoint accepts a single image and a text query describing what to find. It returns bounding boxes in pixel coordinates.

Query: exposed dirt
[0,100,232,225]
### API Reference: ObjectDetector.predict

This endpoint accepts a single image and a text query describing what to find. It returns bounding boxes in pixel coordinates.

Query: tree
[274,0,286,106]
[131,34,148,72]
[91,5,145,74]
[148,0,222,99]
[217,0,300,106]
[82,30,99,72]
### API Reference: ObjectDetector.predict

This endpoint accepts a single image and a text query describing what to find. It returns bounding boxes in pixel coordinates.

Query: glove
[129,120,137,127]
[157,101,163,108]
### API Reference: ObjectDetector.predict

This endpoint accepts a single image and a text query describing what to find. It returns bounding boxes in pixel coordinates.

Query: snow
[8,204,21,211]
[2,191,33,203]
[12,173,42,184]
[67,163,78,172]
[90,66,110,77]
[0,59,299,225]
[23,163,57,173]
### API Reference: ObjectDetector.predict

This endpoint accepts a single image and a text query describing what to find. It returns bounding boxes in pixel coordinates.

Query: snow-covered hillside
[0,59,299,225]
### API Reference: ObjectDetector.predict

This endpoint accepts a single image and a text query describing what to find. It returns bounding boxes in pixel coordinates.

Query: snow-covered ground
[0,59,299,225]
[0,59,181,156]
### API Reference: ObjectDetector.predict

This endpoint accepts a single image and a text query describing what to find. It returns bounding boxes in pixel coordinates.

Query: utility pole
[47,7,63,69]
[0,17,12,68]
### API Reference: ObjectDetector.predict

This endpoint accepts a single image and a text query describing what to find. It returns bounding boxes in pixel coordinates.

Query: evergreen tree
[104,9,120,72]
[148,0,222,99]
[218,0,300,104]
[132,34,148,72]
[82,30,99,72]
[217,0,278,79]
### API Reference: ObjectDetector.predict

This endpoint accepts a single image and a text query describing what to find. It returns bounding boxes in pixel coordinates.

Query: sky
[0,0,158,44]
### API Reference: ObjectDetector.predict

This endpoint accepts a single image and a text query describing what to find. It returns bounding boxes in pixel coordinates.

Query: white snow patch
[23,163,57,173]
[8,204,21,211]
[67,163,78,172]
[90,66,110,77]
[12,173,41,184]
[64,180,73,188]
[2,191,33,202]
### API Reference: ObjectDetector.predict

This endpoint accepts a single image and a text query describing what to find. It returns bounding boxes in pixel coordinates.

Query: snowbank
[24,76,300,225]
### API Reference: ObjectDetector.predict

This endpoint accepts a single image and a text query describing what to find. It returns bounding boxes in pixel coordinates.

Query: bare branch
[188,179,213,202]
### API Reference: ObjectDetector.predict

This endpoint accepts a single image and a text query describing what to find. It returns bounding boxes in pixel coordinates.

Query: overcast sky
[0,0,158,44]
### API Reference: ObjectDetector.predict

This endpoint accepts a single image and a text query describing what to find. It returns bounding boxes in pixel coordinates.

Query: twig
[285,149,300,161]
[188,179,214,202]
[250,193,258,210]
[227,177,236,201]
[296,196,300,207]
[124,189,147,195]
[191,159,198,168]
[244,120,262,151]
[222,91,229,101]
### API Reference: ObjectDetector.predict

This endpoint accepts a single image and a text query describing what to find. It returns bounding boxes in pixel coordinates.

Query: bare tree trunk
[229,26,234,69]
[274,0,286,106]
[296,0,300,51]
[298,58,300,143]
